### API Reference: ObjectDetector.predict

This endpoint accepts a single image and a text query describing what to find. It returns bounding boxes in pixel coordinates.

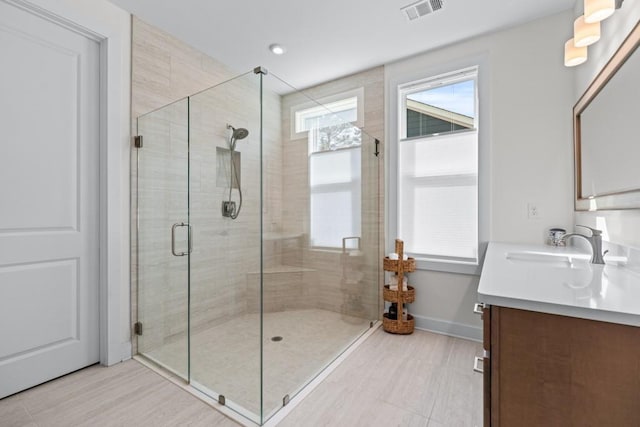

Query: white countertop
[478,242,640,327]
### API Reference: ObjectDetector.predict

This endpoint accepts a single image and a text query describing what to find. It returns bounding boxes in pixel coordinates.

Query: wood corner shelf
[382,257,416,273]
[382,239,415,335]
[383,285,415,303]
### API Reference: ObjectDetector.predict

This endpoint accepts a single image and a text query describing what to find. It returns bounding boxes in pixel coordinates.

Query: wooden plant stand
[382,239,415,334]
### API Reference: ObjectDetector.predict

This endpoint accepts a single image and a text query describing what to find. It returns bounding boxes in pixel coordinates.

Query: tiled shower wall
[131,18,282,354]
[280,67,385,320]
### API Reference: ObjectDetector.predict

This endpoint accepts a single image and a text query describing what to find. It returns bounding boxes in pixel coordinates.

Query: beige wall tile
[280,67,385,317]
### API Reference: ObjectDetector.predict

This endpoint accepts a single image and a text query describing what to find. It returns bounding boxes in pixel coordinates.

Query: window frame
[388,58,489,276]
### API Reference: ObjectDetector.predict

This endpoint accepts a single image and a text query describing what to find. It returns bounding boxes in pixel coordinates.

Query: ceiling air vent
[401,0,444,21]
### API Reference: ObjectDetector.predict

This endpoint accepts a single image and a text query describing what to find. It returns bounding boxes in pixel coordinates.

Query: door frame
[4,0,132,366]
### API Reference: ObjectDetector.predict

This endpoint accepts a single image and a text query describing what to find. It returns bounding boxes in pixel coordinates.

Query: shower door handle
[171,222,192,256]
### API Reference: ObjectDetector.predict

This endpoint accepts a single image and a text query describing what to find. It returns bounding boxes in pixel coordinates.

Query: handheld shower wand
[222,124,249,219]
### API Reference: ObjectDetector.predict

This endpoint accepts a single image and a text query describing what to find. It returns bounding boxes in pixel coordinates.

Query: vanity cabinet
[481,305,640,426]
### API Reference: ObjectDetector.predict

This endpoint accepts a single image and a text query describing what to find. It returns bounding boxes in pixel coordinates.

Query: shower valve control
[222,201,236,217]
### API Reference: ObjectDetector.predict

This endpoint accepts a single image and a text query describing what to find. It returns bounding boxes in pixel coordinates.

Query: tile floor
[0,327,483,427]
[0,360,236,427]
[143,308,371,419]
[278,328,483,427]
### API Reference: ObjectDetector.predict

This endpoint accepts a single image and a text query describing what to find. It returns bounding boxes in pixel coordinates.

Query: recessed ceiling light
[269,44,286,55]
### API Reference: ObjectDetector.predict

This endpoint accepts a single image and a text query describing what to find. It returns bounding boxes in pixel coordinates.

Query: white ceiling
[109,0,575,92]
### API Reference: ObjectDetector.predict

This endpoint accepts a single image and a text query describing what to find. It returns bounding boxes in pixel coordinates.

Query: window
[292,89,364,250]
[397,67,479,265]
[405,79,475,138]
[290,87,364,139]
[309,145,361,249]
[295,97,357,134]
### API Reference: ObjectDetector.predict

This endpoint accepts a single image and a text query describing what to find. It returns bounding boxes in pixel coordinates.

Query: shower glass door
[136,98,190,379]
[261,74,381,422]
[188,71,262,424]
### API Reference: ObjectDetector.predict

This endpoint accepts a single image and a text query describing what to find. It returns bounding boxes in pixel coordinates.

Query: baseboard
[412,314,482,342]
[120,341,132,362]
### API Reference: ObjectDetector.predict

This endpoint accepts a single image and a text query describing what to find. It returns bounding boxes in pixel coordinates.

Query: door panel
[1,17,80,231]
[136,98,190,380]
[0,1,100,398]
[0,260,78,359]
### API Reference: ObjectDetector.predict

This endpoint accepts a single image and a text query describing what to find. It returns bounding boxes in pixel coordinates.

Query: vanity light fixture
[574,16,601,47]
[565,38,588,67]
[269,44,286,55]
[564,0,623,67]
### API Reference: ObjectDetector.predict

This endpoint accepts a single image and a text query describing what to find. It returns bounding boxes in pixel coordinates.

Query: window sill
[413,257,481,276]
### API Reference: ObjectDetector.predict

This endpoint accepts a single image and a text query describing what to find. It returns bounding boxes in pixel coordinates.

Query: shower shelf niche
[382,239,415,334]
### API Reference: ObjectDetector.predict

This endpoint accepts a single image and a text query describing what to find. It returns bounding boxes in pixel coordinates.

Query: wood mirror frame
[574,21,640,211]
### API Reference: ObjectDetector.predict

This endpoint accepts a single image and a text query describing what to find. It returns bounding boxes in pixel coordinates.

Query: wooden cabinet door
[491,306,640,427]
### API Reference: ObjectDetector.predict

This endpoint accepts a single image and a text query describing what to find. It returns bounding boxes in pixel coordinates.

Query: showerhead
[227,125,249,150]
[232,127,249,140]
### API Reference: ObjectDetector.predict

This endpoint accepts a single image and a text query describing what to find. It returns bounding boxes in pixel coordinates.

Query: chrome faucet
[562,225,608,264]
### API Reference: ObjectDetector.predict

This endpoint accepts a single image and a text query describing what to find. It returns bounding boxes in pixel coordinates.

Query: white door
[0,0,101,398]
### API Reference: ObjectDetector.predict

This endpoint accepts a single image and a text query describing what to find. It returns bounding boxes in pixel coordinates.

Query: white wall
[573,0,640,249]
[385,11,575,339]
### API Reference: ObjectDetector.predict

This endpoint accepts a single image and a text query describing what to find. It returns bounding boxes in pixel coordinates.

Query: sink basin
[506,251,571,267]
[505,251,591,269]
[505,250,596,294]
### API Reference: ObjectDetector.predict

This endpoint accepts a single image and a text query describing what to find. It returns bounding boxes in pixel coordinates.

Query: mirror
[574,21,640,211]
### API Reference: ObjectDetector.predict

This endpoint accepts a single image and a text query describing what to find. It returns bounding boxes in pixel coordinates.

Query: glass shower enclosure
[135,68,380,425]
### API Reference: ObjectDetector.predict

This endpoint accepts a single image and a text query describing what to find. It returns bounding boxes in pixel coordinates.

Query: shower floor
[144,308,371,421]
